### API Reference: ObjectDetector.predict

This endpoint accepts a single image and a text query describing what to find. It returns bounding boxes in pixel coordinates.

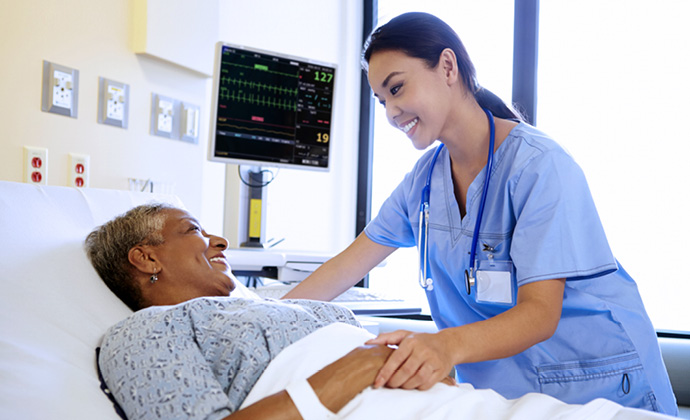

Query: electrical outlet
[151,93,177,138]
[23,146,48,185]
[180,102,200,143]
[41,61,79,118]
[98,77,129,128]
[68,153,90,188]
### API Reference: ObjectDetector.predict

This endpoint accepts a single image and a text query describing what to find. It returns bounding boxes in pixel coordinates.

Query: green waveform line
[219,87,297,111]
[222,58,299,79]
[220,76,298,96]
[216,121,293,137]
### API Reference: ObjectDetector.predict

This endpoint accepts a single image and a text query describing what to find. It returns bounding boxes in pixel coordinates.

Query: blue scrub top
[365,123,677,415]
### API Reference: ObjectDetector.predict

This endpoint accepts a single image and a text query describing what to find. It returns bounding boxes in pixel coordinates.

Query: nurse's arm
[282,233,396,301]
[369,278,565,390]
[454,278,566,361]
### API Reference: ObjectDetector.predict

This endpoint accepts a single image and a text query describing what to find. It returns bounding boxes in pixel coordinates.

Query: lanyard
[418,108,496,293]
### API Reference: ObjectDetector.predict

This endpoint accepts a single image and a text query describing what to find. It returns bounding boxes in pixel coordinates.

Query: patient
[86,203,402,420]
[86,204,673,420]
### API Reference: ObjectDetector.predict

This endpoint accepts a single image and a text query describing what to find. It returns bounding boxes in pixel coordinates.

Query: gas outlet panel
[151,93,177,138]
[98,77,129,128]
[41,61,79,118]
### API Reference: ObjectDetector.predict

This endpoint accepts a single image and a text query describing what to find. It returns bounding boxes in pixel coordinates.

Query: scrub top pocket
[537,351,659,412]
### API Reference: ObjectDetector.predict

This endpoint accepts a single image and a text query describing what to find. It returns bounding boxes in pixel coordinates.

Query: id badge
[476,259,515,305]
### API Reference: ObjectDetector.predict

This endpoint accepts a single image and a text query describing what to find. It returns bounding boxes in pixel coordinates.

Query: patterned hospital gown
[98,297,361,420]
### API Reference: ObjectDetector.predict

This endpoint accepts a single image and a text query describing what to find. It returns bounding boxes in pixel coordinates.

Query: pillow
[0,181,184,419]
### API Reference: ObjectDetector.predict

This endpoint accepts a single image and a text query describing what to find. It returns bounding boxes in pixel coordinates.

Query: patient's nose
[209,234,228,250]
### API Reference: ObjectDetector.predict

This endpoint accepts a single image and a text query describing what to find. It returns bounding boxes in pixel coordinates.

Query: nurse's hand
[365,329,454,390]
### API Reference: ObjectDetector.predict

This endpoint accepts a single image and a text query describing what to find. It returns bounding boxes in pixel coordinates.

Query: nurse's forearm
[446,278,565,364]
[283,233,395,301]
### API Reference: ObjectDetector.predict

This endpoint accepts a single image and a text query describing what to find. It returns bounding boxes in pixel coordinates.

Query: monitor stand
[239,166,268,248]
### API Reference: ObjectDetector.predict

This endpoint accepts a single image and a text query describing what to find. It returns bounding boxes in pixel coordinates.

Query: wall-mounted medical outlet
[41,61,79,118]
[68,153,90,188]
[150,93,178,138]
[98,77,129,128]
[23,146,48,185]
[180,102,200,143]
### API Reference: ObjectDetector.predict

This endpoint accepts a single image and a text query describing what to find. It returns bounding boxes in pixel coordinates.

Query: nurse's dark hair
[84,203,175,311]
[362,12,523,121]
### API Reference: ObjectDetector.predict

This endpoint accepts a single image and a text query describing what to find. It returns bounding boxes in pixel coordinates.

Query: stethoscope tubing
[419,108,496,293]
[468,108,496,279]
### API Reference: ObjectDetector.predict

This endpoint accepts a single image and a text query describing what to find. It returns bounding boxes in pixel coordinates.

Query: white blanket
[242,323,673,420]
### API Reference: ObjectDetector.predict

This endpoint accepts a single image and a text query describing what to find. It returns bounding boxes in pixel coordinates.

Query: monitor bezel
[207,41,337,172]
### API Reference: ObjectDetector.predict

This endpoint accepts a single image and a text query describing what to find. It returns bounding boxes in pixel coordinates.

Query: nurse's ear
[438,48,460,86]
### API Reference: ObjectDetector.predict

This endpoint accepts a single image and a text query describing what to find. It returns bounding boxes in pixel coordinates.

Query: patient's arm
[283,233,396,301]
[225,344,393,420]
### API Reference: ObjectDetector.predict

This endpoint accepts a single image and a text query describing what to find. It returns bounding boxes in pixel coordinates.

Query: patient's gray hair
[84,203,176,311]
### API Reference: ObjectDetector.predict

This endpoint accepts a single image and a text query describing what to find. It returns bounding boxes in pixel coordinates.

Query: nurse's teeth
[402,118,418,133]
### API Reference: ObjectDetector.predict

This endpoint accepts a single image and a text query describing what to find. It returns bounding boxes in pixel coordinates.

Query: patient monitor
[207,41,336,249]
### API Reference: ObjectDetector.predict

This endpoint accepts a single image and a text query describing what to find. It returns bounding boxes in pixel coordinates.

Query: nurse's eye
[390,84,402,95]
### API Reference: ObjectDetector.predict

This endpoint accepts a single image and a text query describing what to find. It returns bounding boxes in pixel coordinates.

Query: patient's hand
[307,344,394,413]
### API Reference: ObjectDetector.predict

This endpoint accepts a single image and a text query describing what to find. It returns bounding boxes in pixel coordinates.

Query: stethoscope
[418,107,496,294]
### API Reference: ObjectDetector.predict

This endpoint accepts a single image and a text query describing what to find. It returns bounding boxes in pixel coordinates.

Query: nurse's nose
[387,103,402,128]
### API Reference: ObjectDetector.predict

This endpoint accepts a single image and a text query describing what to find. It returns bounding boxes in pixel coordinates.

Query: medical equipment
[418,108,495,294]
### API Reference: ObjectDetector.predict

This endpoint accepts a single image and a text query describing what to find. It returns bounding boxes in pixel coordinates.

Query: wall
[218,1,363,253]
[0,0,362,253]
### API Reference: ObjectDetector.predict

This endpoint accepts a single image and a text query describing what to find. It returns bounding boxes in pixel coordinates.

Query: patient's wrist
[286,380,337,420]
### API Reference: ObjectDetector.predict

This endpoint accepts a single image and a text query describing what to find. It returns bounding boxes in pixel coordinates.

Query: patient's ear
[128,246,158,274]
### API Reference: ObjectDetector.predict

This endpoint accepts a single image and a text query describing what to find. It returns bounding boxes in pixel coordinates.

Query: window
[365,1,689,333]
[538,0,690,332]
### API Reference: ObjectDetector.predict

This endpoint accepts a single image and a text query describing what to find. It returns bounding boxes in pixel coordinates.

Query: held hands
[365,330,455,390]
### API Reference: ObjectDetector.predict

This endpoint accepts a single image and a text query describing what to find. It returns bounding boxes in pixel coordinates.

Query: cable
[237,166,279,188]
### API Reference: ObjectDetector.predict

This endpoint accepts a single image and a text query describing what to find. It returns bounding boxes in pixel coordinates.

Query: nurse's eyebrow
[381,71,403,89]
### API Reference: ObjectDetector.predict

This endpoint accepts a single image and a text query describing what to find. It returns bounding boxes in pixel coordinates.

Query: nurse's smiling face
[368,49,454,150]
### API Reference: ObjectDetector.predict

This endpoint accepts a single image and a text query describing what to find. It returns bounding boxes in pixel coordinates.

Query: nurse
[284,11,677,415]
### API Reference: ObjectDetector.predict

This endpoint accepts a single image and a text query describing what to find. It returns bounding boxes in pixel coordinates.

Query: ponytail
[474,87,524,121]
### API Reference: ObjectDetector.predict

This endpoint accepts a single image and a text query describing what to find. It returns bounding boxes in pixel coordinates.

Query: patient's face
[153,209,235,302]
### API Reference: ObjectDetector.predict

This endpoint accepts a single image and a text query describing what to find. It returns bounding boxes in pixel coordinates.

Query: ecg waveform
[220,76,298,95]
[219,86,297,111]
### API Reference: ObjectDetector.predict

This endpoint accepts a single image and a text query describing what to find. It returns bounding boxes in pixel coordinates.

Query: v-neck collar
[439,123,518,244]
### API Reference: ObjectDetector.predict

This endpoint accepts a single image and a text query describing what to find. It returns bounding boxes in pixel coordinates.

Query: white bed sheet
[243,323,674,420]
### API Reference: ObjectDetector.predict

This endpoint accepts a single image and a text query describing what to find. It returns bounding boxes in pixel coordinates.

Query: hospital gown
[98,297,360,420]
[364,122,678,415]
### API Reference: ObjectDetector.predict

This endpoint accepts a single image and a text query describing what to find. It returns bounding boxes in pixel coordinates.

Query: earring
[150,268,158,284]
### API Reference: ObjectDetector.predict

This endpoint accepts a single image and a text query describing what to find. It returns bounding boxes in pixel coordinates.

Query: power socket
[23,146,48,185]
[68,153,90,188]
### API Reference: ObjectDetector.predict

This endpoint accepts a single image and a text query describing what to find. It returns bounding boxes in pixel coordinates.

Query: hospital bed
[0,180,687,419]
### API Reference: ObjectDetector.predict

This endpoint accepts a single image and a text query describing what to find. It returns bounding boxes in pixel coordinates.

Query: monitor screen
[208,42,336,170]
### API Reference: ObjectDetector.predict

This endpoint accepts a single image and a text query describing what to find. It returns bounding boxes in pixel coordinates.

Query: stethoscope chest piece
[420,276,434,291]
